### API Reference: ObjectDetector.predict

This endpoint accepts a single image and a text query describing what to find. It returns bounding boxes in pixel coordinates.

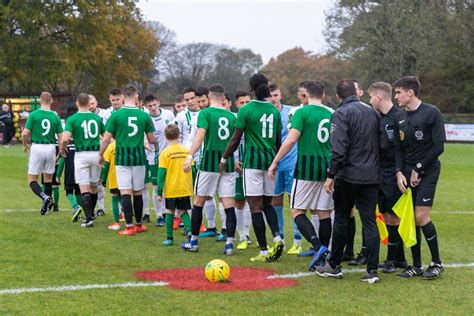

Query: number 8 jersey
[235,100,282,170]
[65,112,105,152]
[197,106,236,173]
[106,106,155,166]
[24,109,63,144]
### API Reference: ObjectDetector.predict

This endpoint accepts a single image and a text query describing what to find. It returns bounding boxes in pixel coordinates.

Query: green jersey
[106,106,155,166]
[24,108,63,144]
[291,104,333,181]
[65,112,105,152]
[235,100,282,170]
[197,106,235,172]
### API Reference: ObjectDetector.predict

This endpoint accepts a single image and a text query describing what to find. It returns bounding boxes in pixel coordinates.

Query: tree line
[0,1,472,113]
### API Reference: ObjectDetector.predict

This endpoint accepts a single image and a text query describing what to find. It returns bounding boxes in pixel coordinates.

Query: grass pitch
[0,144,473,314]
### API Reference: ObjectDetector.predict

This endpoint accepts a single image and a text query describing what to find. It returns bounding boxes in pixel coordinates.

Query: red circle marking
[135,267,297,292]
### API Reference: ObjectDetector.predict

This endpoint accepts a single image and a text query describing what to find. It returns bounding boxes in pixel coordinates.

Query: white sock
[219,202,226,230]
[312,214,320,233]
[152,185,163,218]
[235,207,245,241]
[97,184,105,210]
[243,202,251,237]
[293,239,302,246]
[142,183,150,215]
[204,199,216,229]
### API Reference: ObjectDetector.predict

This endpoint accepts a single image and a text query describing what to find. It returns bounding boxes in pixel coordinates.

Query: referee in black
[393,76,445,279]
[316,79,381,283]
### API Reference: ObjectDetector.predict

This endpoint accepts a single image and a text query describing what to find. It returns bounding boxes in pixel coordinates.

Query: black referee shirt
[395,102,445,172]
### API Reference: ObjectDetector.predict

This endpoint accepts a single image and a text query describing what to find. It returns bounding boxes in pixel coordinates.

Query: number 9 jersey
[235,100,282,170]
[24,109,63,144]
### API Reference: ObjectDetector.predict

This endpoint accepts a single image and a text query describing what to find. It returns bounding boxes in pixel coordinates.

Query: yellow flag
[392,188,417,248]
[375,205,389,245]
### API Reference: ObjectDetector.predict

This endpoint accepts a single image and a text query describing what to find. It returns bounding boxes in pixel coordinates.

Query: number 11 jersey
[235,100,282,170]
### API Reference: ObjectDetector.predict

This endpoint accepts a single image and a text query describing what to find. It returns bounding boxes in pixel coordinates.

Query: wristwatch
[414,162,422,172]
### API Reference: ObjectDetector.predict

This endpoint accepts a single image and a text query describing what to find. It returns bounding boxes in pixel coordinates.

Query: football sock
[224,207,236,238]
[165,213,174,239]
[311,214,320,233]
[121,194,133,225]
[142,184,150,215]
[422,221,441,264]
[219,202,227,230]
[66,193,79,208]
[262,205,280,237]
[345,216,356,257]
[180,211,191,233]
[251,212,267,251]
[90,193,98,212]
[274,205,284,237]
[235,206,245,240]
[30,181,46,199]
[152,185,163,217]
[395,236,406,263]
[81,192,93,222]
[295,214,321,251]
[97,184,105,210]
[204,199,216,229]
[411,226,422,268]
[44,183,52,199]
[111,195,120,223]
[191,205,203,236]
[52,187,59,206]
[293,222,302,244]
[386,224,400,262]
[133,194,143,224]
[243,203,251,237]
[75,194,82,206]
[319,218,332,247]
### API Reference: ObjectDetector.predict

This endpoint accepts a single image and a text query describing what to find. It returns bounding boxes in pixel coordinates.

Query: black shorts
[64,150,76,189]
[378,172,401,214]
[165,197,192,211]
[403,160,441,207]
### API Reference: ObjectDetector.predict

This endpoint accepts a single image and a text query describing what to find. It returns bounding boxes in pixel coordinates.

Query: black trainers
[379,260,396,273]
[421,262,444,280]
[397,266,423,278]
[142,214,150,223]
[361,271,380,284]
[81,220,94,228]
[315,262,343,279]
[96,209,105,217]
[348,252,367,266]
[40,196,52,215]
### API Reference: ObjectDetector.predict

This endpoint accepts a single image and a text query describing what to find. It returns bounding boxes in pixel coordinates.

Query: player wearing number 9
[60,93,105,227]
[23,92,64,215]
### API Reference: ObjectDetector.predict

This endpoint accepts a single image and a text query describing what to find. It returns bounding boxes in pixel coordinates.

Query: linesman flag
[375,205,389,245]
[392,188,417,248]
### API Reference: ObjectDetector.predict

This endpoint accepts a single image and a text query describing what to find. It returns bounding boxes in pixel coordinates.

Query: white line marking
[268,262,474,279]
[0,281,168,295]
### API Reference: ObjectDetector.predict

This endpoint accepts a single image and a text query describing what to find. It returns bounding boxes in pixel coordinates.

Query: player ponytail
[249,73,270,101]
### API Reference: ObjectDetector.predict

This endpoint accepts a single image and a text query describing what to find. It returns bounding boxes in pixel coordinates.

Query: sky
[136,0,334,63]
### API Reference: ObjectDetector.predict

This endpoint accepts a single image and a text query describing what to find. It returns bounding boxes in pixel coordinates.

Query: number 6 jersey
[197,106,236,173]
[105,106,155,166]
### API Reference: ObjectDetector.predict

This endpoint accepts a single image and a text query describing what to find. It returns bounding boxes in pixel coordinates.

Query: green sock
[112,195,120,223]
[66,193,78,208]
[53,187,59,205]
[165,213,174,239]
[181,212,192,233]
[76,194,82,206]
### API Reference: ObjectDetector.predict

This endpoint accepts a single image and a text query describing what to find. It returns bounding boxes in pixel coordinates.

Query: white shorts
[243,168,275,197]
[28,144,56,175]
[116,165,146,191]
[74,151,101,185]
[194,171,235,198]
[290,179,334,211]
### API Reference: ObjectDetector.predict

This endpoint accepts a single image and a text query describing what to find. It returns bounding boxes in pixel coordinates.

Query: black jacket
[327,95,381,184]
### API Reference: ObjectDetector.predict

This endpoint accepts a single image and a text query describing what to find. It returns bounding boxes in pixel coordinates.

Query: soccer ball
[205,259,230,283]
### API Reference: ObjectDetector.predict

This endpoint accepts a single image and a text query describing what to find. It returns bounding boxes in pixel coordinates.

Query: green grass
[1,144,473,314]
